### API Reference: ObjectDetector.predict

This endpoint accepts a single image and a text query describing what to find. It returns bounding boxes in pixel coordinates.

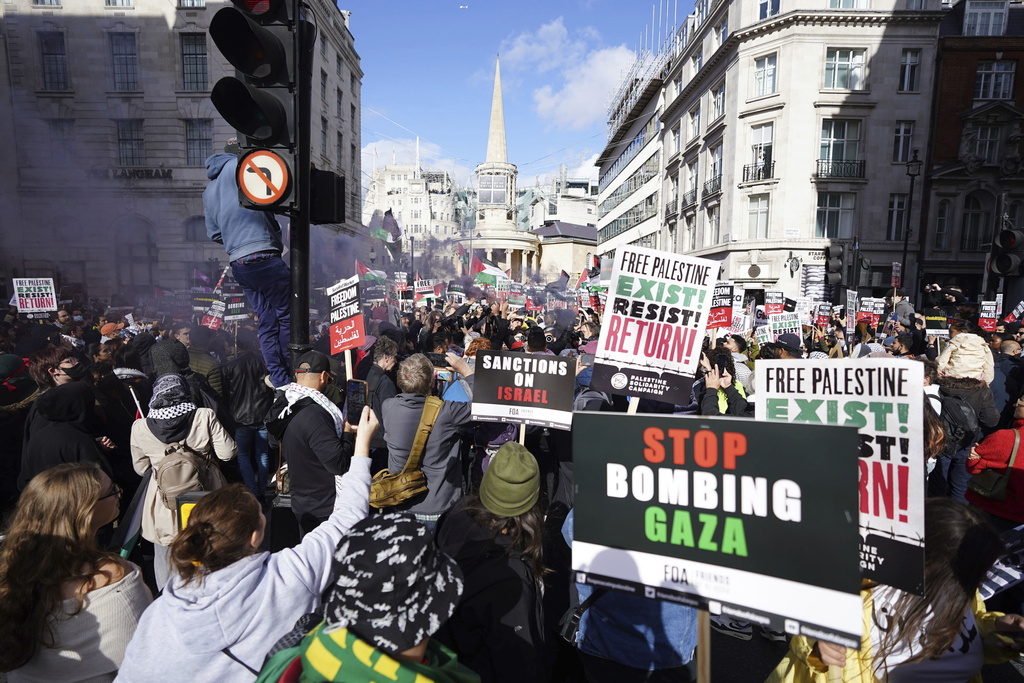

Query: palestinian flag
[355,260,386,284]
[472,255,508,286]
[571,270,588,290]
[456,242,468,265]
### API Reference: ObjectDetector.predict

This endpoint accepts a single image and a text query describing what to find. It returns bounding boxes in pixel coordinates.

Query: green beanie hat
[480,442,540,517]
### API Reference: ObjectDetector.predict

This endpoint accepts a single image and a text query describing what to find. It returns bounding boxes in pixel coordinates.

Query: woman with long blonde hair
[0,463,151,681]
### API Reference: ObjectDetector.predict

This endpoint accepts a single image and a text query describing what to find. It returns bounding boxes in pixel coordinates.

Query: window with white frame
[975,125,999,163]
[748,194,770,239]
[687,160,699,193]
[893,121,914,162]
[830,0,868,7]
[935,199,951,249]
[824,48,866,90]
[1008,200,1024,228]
[689,106,701,140]
[820,119,861,160]
[686,214,697,250]
[185,119,212,166]
[751,122,774,168]
[672,125,681,155]
[320,70,327,101]
[962,192,993,250]
[965,0,1007,35]
[712,83,726,119]
[320,117,328,156]
[337,88,343,116]
[110,32,139,91]
[759,0,780,19]
[336,132,344,167]
[717,18,728,47]
[39,32,69,91]
[899,50,920,92]
[708,204,721,243]
[692,50,703,74]
[754,54,777,96]
[116,119,144,166]
[816,192,855,238]
[696,0,709,23]
[886,193,907,241]
[709,143,723,179]
[975,60,1014,99]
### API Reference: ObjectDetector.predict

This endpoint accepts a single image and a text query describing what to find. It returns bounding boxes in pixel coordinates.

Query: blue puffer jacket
[203,153,283,262]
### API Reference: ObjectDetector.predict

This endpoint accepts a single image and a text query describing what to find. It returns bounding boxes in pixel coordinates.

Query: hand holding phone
[345,379,368,427]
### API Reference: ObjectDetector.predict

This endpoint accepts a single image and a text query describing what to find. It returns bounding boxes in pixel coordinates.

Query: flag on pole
[193,268,210,285]
[355,260,386,284]
[571,270,588,290]
[382,209,401,242]
[472,255,508,286]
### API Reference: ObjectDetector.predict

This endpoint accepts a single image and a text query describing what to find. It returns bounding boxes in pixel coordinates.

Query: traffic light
[825,245,845,285]
[991,224,1024,277]
[210,0,296,212]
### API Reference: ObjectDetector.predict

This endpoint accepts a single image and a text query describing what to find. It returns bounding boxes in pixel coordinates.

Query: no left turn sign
[237,149,291,207]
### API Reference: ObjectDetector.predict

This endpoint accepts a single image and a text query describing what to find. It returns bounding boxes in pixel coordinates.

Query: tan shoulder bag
[369,396,443,508]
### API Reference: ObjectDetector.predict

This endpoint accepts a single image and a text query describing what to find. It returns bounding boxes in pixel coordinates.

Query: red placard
[330,315,366,354]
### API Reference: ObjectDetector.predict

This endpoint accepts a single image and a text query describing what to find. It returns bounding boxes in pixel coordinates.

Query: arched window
[934,199,951,249]
[961,192,993,251]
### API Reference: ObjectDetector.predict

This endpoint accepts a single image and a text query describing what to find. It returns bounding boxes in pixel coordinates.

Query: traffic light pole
[288,4,314,365]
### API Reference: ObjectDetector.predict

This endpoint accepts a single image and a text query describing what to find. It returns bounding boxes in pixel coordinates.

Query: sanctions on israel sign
[590,246,718,404]
[755,358,925,594]
[572,412,863,646]
[471,350,576,430]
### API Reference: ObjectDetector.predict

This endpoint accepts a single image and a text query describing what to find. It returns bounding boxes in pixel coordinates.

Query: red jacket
[966,418,1024,522]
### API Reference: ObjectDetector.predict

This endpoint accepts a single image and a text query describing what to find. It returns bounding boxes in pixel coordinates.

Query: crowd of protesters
[4,282,1024,681]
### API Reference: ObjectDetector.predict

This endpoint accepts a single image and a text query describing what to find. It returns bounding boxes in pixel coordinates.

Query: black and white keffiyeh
[325,513,463,655]
[146,374,198,443]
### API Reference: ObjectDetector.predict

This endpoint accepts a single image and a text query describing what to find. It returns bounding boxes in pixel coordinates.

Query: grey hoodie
[115,458,371,682]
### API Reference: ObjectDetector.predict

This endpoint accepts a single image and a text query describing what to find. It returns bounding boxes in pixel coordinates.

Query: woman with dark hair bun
[117,407,375,681]
[769,498,1024,681]
[434,441,547,682]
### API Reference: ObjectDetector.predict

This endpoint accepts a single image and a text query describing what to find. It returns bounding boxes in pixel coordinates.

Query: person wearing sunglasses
[0,462,152,680]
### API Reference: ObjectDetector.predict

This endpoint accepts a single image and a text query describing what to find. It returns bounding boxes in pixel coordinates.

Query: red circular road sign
[236,149,291,206]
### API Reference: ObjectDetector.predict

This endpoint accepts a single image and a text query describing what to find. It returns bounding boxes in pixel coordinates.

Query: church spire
[485,57,507,164]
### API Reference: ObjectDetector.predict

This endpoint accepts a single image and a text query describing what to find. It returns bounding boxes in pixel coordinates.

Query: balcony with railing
[743,161,776,182]
[702,174,722,198]
[681,188,697,208]
[815,159,865,179]
[665,198,679,218]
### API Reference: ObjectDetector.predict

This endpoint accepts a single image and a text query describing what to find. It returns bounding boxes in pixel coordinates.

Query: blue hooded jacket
[203,153,283,262]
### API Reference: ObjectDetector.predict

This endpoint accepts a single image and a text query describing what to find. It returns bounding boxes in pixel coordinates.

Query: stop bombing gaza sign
[572,412,863,646]
[590,246,718,405]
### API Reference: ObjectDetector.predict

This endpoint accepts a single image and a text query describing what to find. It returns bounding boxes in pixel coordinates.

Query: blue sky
[344,0,690,192]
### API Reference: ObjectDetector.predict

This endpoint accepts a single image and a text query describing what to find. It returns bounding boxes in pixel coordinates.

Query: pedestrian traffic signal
[991,226,1024,277]
[209,0,296,212]
[825,245,845,285]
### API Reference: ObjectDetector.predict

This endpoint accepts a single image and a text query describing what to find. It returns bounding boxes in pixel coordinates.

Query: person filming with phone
[266,351,359,538]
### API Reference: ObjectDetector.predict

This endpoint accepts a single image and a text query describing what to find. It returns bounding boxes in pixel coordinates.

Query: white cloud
[501,19,635,132]
[533,45,635,131]
[360,138,474,189]
[568,152,600,181]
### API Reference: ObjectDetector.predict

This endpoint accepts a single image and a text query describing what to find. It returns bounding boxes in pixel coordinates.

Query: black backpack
[929,393,980,455]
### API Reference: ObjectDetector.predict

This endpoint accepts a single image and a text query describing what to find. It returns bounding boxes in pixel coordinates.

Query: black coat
[434,498,545,683]
[221,350,274,426]
[939,375,1000,433]
[366,363,397,450]
[19,383,110,489]
[273,398,354,525]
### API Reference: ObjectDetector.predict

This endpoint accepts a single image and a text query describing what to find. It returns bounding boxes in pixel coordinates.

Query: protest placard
[200,300,225,331]
[979,301,998,332]
[814,302,831,327]
[222,280,250,322]
[708,282,733,330]
[729,314,750,335]
[795,298,814,325]
[327,275,364,354]
[572,412,863,646]
[765,290,785,316]
[394,273,408,292]
[1005,300,1024,323]
[589,246,718,404]
[845,289,858,339]
[756,358,925,594]
[768,312,801,341]
[13,278,57,314]
[754,325,771,346]
[470,350,575,430]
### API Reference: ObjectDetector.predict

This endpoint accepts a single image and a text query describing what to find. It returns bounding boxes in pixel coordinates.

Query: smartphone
[434,369,454,382]
[345,379,368,427]
[579,353,596,367]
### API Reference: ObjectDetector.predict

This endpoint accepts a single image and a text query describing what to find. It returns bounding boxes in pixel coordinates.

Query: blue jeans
[928,447,970,503]
[235,425,269,500]
[231,255,291,387]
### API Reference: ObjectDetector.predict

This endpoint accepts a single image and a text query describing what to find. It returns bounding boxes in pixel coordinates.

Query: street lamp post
[369,246,377,268]
[901,149,923,292]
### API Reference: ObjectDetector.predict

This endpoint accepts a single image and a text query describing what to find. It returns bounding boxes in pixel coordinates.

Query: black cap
[294,350,331,374]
